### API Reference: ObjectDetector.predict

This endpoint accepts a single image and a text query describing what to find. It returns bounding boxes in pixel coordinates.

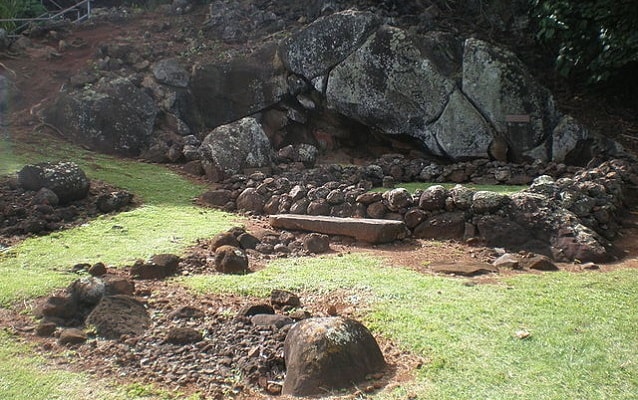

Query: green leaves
[0,0,46,32]
[531,0,638,85]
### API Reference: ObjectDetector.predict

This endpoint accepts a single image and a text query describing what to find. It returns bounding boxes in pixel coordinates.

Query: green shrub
[0,0,47,32]
[531,0,638,84]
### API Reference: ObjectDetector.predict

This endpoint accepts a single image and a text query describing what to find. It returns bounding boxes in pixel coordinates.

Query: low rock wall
[200,157,638,263]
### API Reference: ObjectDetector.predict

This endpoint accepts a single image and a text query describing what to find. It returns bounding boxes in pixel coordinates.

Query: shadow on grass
[0,134,239,305]
[1,134,207,206]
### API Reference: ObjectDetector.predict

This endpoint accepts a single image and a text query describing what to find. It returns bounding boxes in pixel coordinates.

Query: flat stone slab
[269,214,407,244]
[430,262,498,276]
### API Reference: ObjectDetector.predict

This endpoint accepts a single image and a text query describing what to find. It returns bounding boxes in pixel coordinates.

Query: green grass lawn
[0,138,24,176]
[0,330,129,400]
[1,135,236,305]
[185,254,638,400]
[2,134,638,399]
[1,135,234,399]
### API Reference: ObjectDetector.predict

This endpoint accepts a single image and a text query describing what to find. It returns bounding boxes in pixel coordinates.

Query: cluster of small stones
[200,155,580,212]
[526,160,633,241]
[34,263,137,343]
[200,157,638,260]
[190,150,581,186]
[35,261,376,398]
[0,177,133,244]
[180,227,331,275]
[76,289,308,398]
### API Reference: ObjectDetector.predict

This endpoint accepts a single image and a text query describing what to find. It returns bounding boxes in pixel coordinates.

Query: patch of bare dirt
[3,264,424,399]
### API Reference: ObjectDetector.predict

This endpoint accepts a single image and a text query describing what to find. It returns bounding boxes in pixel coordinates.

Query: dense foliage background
[530,0,638,91]
[0,0,46,31]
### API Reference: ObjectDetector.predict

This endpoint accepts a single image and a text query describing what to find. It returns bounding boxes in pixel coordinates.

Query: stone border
[200,157,638,263]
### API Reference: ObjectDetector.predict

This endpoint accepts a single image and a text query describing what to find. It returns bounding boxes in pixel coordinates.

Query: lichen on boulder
[282,317,385,396]
[17,161,90,204]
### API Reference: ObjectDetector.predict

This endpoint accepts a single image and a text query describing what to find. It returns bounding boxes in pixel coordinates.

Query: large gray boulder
[550,115,625,165]
[17,161,90,204]
[327,26,455,140]
[198,117,274,178]
[187,43,287,129]
[503,189,611,261]
[426,89,495,160]
[152,58,189,88]
[462,38,559,162]
[44,77,158,156]
[280,10,381,80]
[551,115,591,163]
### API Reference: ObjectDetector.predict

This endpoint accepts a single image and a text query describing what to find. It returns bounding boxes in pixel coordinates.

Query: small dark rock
[419,185,447,211]
[68,277,105,305]
[251,314,294,329]
[58,328,87,346]
[201,189,233,207]
[255,243,274,254]
[36,321,57,337]
[303,233,330,253]
[166,327,202,345]
[307,199,331,216]
[237,232,260,250]
[492,253,521,269]
[88,262,107,277]
[412,212,466,240]
[168,306,205,320]
[96,191,133,213]
[71,263,90,273]
[238,304,274,317]
[522,255,559,271]
[38,295,77,320]
[85,295,150,340]
[356,192,383,205]
[367,201,386,219]
[32,187,59,206]
[403,208,427,229]
[290,198,310,214]
[130,254,180,279]
[288,309,311,320]
[209,232,240,251]
[183,160,205,176]
[271,289,301,308]
[214,245,249,274]
[383,188,413,211]
[150,253,181,270]
[103,276,135,296]
[227,226,247,237]
[236,188,266,213]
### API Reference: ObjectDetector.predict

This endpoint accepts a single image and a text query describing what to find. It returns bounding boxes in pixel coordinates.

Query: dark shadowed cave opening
[259,101,443,167]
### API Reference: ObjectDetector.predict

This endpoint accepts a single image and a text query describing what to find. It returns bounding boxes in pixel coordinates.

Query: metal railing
[0,0,92,37]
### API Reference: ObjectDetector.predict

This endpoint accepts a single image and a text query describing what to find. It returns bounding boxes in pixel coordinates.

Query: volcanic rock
[282,317,385,396]
[85,295,151,340]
